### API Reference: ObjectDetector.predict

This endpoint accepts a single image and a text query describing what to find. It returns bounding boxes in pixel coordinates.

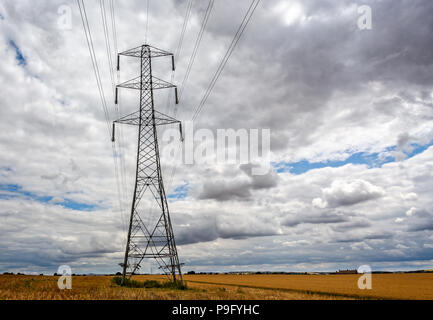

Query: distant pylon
[112,44,183,284]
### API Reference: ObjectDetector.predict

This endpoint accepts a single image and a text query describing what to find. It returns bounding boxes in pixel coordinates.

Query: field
[1,273,432,300]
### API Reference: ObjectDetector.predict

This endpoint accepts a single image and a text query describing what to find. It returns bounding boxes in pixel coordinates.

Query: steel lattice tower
[112,44,183,284]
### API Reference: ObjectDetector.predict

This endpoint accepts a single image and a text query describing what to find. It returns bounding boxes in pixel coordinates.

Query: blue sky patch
[9,40,26,66]
[168,182,190,200]
[54,199,96,211]
[273,141,433,175]
[407,142,433,158]
[0,184,97,211]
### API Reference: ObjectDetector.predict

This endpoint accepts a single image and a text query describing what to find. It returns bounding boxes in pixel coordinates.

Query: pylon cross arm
[117,76,176,91]
[114,110,180,127]
[114,111,140,126]
[154,110,181,126]
[159,263,185,270]
[119,45,173,59]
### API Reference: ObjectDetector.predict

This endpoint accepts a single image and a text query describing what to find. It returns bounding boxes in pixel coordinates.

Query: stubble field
[0,273,432,300]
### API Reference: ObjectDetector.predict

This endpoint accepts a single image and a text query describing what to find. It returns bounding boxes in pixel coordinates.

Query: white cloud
[273,1,306,26]
[282,240,311,247]
[401,192,418,201]
[406,207,417,216]
[312,197,327,209]
[351,242,373,251]
[314,179,386,209]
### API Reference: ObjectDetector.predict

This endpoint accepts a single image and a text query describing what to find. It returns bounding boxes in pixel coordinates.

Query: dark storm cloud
[0,198,122,272]
[181,233,430,269]
[407,209,433,231]
[239,164,279,189]
[282,210,349,227]
[198,179,252,201]
[195,0,433,160]
[408,223,433,232]
[174,212,278,245]
[334,232,393,243]
[331,220,371,232]
[198,164,279,201]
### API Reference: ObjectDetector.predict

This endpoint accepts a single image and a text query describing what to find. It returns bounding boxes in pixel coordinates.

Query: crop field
[0,273,432,300]
[177,273,433,300]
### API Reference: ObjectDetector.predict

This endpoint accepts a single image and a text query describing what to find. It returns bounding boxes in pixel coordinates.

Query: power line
[108,0,127,200]
[177,0,215,104]
[168,0,260,189]
[109,0,118,55]
[192,0,260,122]
[107,0,129,244]
[174,0,194,62]
[145,0,150,43]
[77,0,111,135]
[165,0,215,188]
[109,0,127,189]
[164,0,194,115]
[99,0,115,95]
[101,0,129,241]
[77,0,127,243]
[167,0,213,188]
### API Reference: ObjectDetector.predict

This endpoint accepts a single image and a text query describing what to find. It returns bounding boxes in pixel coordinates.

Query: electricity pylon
[112,44,183,284]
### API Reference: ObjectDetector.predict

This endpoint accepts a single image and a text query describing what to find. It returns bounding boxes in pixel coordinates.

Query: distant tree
[39,274,44,276]
[54,273,58,276]
[116,272,122,276]
[187,271,196,275]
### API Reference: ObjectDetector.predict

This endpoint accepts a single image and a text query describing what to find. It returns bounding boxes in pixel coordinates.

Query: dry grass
[0,273,432,300]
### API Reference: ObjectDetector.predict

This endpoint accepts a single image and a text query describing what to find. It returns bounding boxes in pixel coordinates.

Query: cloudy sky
[1,0,433,275]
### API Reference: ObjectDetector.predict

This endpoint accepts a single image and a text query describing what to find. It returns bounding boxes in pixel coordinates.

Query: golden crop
[176,273,433,300]
[0,273,432,300]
